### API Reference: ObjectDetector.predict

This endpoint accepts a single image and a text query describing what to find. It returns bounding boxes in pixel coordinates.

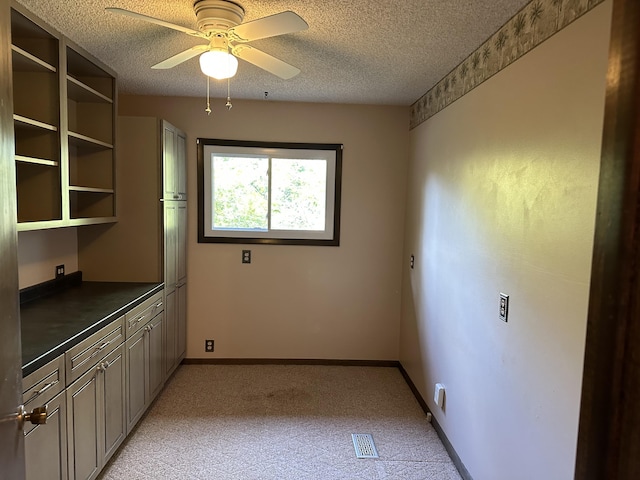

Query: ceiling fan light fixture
[199,49,238,79]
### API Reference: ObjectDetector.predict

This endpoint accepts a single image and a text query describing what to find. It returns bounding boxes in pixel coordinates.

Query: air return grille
[351,433,379,459]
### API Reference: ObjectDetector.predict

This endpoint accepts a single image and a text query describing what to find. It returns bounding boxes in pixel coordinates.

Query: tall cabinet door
[177,203,187,282]
[176,131,187,200]
[164,203,177,292]
[162,122,177,200]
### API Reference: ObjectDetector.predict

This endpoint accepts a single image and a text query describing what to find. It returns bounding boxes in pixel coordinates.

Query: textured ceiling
[14,0,531,105]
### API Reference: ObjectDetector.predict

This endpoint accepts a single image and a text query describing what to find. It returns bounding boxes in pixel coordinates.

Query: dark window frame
[197,138,343,246]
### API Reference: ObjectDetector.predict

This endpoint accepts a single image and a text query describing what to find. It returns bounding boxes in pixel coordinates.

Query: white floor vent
[352,433,379,459]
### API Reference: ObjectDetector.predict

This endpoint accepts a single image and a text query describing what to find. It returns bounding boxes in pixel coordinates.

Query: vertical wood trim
[575,0,640,477]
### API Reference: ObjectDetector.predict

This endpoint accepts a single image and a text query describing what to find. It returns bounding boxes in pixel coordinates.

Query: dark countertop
[21,281,163,376]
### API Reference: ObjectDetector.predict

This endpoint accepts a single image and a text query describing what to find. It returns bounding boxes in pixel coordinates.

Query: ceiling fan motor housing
[194,0,245,33]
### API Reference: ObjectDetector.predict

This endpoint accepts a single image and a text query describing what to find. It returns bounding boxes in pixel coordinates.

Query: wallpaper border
[409,0,605,130]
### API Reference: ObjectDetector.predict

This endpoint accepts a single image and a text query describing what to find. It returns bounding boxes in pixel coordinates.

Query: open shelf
[69,189,115,219]
[16,161,62,223]
[67,76,113,104]
[11,5,117,229]
[66,46,114,101]
[15,155,59,167]
[69,186,114,194]
[11,8,58,68]
[12,45,56,73]
[14,114,57,131]
[68,131,113,150]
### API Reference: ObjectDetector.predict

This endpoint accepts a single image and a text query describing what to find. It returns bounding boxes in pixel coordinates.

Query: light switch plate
[499,293,509,322]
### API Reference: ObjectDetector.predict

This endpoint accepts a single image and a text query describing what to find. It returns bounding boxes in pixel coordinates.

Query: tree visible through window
[198,139,342,245]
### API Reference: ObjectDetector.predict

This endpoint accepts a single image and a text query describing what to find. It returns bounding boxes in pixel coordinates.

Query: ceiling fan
[107,0,308,80]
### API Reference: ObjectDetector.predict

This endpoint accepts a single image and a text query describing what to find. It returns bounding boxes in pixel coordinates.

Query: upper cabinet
[11,7,62,225]
[11,4,117,231]
[163,121,187,200]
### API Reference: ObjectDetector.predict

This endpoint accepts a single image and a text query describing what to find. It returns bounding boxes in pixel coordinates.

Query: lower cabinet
[165,283,187,378]
[23,355,67,480]
[126,310,164,433]
[25,391,68,480]
[23,289,170,480]
[164,288,177,377]
[177,282,187,361]
[66,343,126,480]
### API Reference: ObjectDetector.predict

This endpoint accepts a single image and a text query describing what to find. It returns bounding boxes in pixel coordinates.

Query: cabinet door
[176,131,187,199]
[125,329,146,434]
[67,366,100,480]
[148,312,164,401]
[164,289,177,377]
[164,204,177,292]
[101,344,126,464]
[177,203,187,282]
[162,122,176,199]
[177,282,187,361]
[24,391,67,480]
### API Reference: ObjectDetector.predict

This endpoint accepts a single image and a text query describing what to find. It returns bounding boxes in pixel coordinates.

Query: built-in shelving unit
[11,4,117,231]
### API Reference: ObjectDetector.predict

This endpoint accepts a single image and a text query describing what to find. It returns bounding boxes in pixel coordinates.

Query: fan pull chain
[225,77,232,110]
[205,76,212,115]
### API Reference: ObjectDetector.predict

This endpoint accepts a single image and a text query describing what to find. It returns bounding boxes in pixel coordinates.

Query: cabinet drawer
[125,291,163,338]
[22,354,65,409]
[65,316,124,385]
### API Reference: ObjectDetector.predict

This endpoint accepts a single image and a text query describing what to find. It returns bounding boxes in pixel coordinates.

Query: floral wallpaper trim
[409,0,605,130]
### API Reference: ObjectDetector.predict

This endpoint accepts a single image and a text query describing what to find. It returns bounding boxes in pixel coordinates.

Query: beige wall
[17,229,78,289]
[119,97,409,360]
[400,2,611,479]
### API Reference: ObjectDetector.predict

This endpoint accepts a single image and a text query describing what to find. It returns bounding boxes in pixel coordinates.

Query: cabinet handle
[25,380,59,404]
[35,380,57,396]
[89,340,111,360]
[156,302,163,308]
[135,315,146,324]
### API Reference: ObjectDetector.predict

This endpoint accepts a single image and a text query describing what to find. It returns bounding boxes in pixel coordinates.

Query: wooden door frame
[0,0,25,478]
[575,0,640,477]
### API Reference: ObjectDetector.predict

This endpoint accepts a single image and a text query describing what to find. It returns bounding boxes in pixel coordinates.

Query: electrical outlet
[205,339,214,352]
[499,293,509,322]
[242,250,251,264]
[55,264,65,279]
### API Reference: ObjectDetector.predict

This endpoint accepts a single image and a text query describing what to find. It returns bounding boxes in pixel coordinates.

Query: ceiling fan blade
[152,45,210,69]
[106,7,205,38]
[229,11,308,42]
[233,45,300,79]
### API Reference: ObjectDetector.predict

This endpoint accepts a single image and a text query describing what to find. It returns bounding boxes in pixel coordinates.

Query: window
[197,139,342,245]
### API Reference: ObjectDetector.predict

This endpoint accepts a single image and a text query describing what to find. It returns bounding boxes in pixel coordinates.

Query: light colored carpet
[98,365,462,480]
